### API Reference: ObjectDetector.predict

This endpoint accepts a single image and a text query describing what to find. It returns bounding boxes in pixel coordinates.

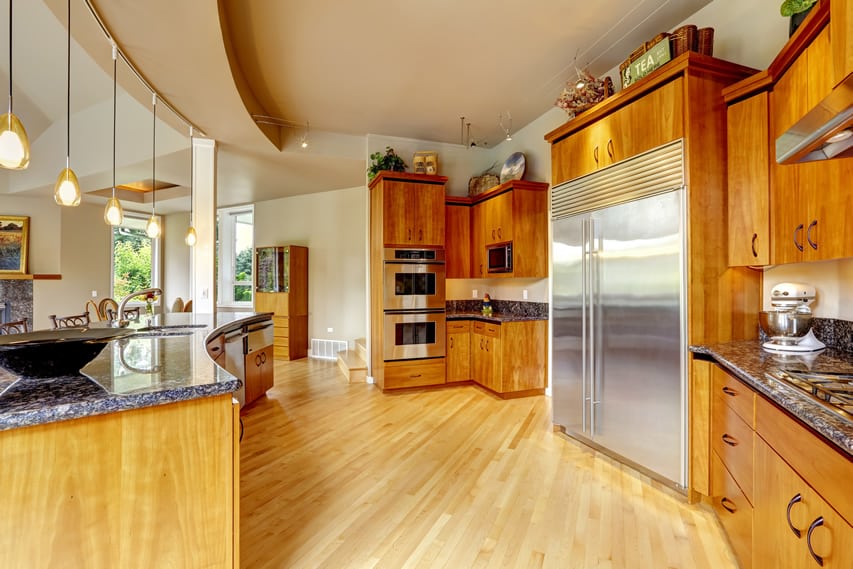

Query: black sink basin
[0,327,135,378]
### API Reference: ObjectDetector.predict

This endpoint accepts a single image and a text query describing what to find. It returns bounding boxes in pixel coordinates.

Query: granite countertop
[0,311,271,432]
[446,300,549,323]
[691,340,853,456]
[446,311,547,323]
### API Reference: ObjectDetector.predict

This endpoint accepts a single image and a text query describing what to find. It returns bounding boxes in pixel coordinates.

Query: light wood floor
[240,359,737,569]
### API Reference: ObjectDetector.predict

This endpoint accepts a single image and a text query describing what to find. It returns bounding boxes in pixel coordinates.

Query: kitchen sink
[137,324,207,331]
[131,330,195,338]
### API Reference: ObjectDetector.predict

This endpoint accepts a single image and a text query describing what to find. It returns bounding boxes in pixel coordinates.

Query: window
[217,206,254,307]
[112,215,160,302]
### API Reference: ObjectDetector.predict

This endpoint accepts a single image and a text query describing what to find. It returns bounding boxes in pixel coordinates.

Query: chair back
[106,306,141,321]
[0,320,28,334]
[49,312,91,329]
[170,297,185,313]
[183,299,193,312]
[97,298,118,321]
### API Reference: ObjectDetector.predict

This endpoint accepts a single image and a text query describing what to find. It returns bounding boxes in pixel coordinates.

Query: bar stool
[49,312,91,329]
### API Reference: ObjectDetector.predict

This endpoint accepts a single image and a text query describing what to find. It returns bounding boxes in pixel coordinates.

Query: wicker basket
[697,27,714,56]
[468,174,500,197]
[620,32,669,88]
[670,25,698,57]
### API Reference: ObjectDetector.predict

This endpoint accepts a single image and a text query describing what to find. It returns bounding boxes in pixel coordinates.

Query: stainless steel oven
[383,248,445,310]
[383,309,446,361]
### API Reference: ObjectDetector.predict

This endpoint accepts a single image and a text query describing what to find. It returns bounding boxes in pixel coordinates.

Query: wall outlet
[523,289,528,300]
[472,289,478,298]
[327,327,334,333]
[91,290,98,298]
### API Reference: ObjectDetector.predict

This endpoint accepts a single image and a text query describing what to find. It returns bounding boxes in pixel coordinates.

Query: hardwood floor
[240,359,737,569]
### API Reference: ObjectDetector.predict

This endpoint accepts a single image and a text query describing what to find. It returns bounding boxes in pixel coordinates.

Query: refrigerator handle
[589,217,600,438]
[581,217,589,434]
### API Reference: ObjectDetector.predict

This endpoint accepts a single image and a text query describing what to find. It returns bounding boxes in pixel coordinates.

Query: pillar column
[191,137,217,314]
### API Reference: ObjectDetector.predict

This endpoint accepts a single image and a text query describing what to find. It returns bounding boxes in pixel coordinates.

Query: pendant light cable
[146,94,160,238]
[0,0,29,170]
[185,126,197,246]
[54,0,81,206]
[104,43,123,225]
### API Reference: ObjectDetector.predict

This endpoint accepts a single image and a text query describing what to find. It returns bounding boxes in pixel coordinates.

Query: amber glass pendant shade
[54,167,81,206]
[146,215,161,238]
[104,195,124,226]
[0,111,30,170]
[184,226,197,246]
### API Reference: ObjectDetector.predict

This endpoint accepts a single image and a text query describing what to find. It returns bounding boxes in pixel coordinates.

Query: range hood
[776,73,853,163]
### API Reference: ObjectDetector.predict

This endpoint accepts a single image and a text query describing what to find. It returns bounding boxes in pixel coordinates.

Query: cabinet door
[470,205,486,278]
[832,0,853,86]
[711,452,754,569]
[446,322,471,382]
[500,321,547,392]
[483,192,513,245]
[382,181,445,246]
[727,92,770,266]
[621,77,683,159]
[551,127,598,185]
[755,437,853,569]
[509,189,549,278]
[445,204,470,278]
[382,181,411,245]
[260,346,274,392]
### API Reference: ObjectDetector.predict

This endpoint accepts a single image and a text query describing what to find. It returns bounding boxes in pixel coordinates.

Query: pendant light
[54,0,81,206]
[145,94,161,238]
[184,127,197,246]
[104,44,123,226]
[0,0,29,170]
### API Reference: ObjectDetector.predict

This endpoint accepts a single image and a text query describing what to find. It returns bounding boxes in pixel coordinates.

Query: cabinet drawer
[447,320,471,333]
[712,451,754,569]
[472,321,500,338]
[273,337,290,349]
[712,394,754,503]
[712,366,755,426]
[273,315,289,330]
[384,359,446,389]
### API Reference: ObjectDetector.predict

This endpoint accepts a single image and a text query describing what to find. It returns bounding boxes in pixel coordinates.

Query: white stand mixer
[761,283,826,353]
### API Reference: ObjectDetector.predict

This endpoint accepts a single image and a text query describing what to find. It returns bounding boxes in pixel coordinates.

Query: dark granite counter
[446,299,548,323]
[446,311,547,323]
[0,312,271,432]
[691,340,853,456]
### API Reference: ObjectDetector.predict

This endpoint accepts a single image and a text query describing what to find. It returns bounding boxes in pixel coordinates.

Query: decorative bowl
[0,327,134,378]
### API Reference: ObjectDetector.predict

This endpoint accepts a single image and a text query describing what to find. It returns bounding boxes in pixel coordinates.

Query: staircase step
[337,349,367,383]
[355,337,367,361]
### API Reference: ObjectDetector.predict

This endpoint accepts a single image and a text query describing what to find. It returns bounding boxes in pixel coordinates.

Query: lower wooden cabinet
[472,321,501,392]
[244,345,274,407]
[711,451,754,569]
[446,320,471,381]
[469,319,547,396]
[384,358,446,389]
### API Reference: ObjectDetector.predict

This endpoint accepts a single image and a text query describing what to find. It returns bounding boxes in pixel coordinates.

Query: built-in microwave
[487,242,513,273]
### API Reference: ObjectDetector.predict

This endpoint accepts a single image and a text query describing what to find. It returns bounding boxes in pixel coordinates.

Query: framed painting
[0,215,29,274]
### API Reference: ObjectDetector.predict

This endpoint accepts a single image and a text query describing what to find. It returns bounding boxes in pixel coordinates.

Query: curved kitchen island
[0,312,270,569]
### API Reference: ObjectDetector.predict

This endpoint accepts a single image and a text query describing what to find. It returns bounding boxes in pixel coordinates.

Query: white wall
[253,186,367,346]
[163,212,191,311]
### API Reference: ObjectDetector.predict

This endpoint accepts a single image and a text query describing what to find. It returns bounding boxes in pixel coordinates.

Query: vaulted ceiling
[3,0,714,212]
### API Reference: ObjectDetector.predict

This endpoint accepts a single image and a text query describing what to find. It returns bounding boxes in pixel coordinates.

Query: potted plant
[367,146,407,181]
[781,0,818,36]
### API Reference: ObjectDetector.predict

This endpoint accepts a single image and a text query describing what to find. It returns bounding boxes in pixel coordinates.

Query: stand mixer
[759,282,826,353]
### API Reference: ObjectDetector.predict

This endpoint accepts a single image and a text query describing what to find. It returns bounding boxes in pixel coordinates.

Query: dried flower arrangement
[554,71,614,120]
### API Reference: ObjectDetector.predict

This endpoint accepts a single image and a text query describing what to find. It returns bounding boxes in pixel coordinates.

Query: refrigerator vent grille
[551,139,684,219]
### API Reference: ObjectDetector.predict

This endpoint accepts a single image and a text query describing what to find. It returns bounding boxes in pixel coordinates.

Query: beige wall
[253,186,367,346]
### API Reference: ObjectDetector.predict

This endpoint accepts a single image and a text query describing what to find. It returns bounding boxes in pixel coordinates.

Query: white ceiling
[2,0,714,213]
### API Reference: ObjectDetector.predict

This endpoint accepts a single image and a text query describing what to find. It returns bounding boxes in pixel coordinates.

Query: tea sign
[623,40,671,88]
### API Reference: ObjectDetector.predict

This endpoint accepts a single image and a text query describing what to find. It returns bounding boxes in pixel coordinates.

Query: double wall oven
[383,248,446,361]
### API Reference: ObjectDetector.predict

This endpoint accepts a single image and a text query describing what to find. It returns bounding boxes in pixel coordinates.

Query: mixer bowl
[759,310,814,340]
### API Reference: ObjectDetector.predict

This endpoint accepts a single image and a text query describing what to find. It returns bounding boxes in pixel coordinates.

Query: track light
[499,112,512,142]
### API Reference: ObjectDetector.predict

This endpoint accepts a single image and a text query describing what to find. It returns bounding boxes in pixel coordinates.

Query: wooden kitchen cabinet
[373,172,447,247]
[711,367,755,503]
[726,91,770,266]
[481,191,513,245]
[470,202,486,277]
[445,200,471,278]
[244,345,274,407]
[550,77,683,185]
[446,320,471,382]
[383,358,446,389]
[472,321,501,393]
[832,0,853,86]
[471,319,547,396]
[254,246,308,360]
[711,452,754,569]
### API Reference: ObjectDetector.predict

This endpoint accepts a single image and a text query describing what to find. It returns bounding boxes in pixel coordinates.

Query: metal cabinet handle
[806,516,825,566]
[419,229,423,241]
[722,386,737,397]
[255,354,262,367]
[492,229,496,240]
[786,493,803,537]
[607,139,614,160]
[794,223,804,252]
[480,338,484,349]
[720,497,737,514]
[593,145,599,166]
[807,219,818,250]
[751,233,758,258]
[210,346,221,353]
[410,374,422,378]
[260,352,267,364]
[721,433,738,447]
[408,228,412,241]
[485,339,490,352]
[450,337,454,349]
[497,228,502,240]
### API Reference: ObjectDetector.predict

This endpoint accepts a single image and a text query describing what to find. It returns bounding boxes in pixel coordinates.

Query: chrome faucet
[114,287,163,327]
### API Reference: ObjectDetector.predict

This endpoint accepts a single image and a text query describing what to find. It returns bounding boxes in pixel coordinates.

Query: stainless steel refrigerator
[551,141,686,487]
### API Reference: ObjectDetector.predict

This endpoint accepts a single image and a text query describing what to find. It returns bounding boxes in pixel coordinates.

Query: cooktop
[766,369,853,422]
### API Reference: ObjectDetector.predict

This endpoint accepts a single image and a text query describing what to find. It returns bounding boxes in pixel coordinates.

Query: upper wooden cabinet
[370,171,447,248]
[832,0,853,85]
[448,180,549,279]
[726,91,770,266]
[444,200,470,278]
[550,77,683,185]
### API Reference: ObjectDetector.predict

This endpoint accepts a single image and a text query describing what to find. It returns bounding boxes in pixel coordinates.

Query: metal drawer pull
[751,233,758,257]
[806,219,818,250]
[720,497,737,514]
[806,516,825,566]
[450,338,454,349]
[794,223,804,252]
[721,433,739,447]
[786,493,803,537]
[722,386,737,396]
[607,139,614,160]
[593,145,599,166]
[410,374,422,378]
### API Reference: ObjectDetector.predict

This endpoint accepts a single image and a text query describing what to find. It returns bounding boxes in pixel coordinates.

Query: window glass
[217,206,254,306]
[112,215,159,301]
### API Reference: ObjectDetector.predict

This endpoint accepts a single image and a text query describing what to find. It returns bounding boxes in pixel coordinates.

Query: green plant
[780,0,817,17]
[367,146,407,181]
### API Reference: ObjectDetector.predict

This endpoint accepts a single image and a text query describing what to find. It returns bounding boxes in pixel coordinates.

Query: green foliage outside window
[113,226,152,299]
